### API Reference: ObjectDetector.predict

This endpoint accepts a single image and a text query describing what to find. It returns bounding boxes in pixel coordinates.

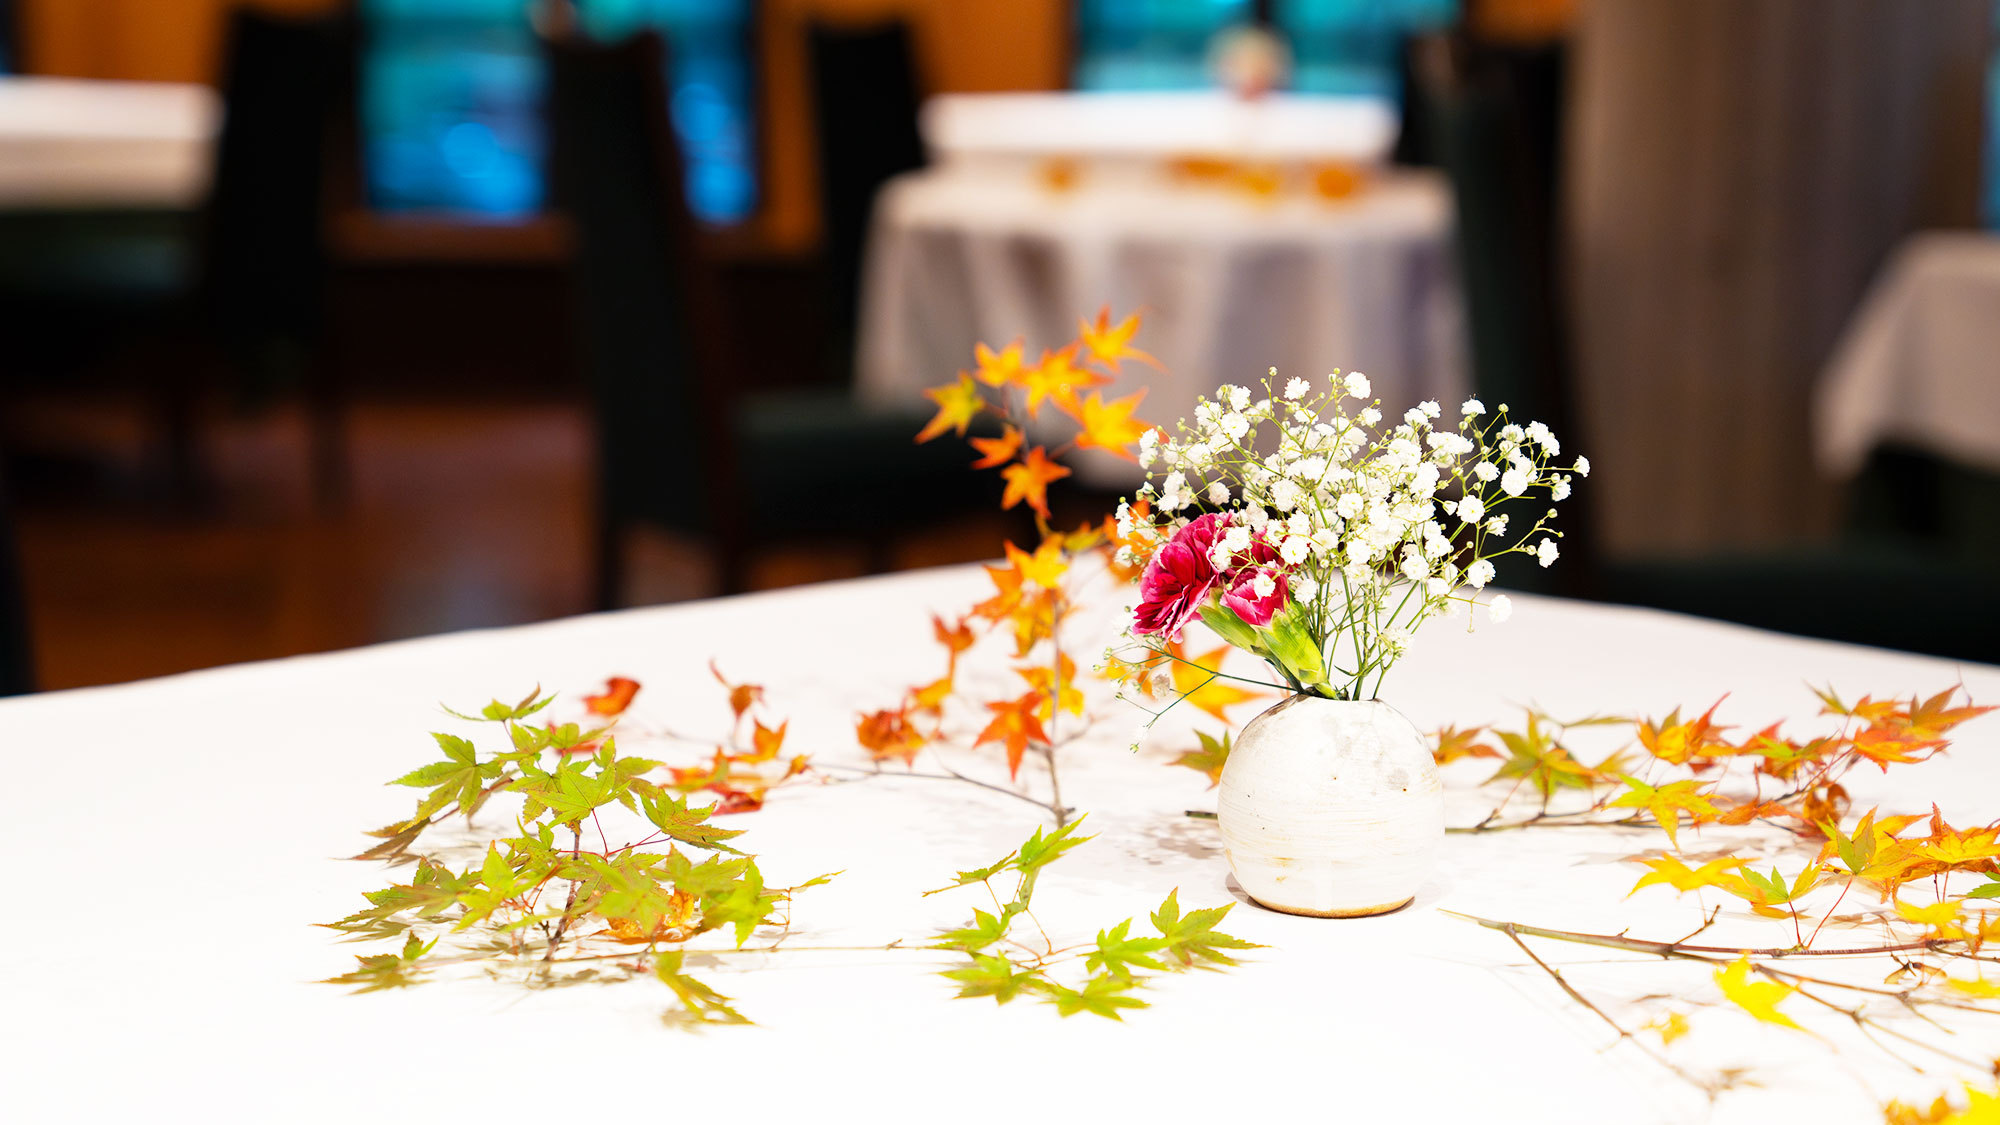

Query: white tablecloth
[856,170,1467,481]
[924,90,1399,176]
[1814,230,2000,477]
[0,77,218,209]
[4,564,1997,1121]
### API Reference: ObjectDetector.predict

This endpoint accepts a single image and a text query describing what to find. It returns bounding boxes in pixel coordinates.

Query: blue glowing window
[1074,0,1455,95]
[359,0,756,224]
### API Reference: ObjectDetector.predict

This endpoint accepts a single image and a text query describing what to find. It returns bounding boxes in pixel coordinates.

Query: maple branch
[544,824,584,961]
[1496,924,1717,1092]
[1447,911,1941,960]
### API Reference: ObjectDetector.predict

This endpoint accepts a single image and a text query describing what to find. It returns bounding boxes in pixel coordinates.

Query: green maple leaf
[391,733,507,822]
[509,753,616,825]
[1828,811,1879,876]
[640,792,746,854]
[442,686,556,723]
[940,954,1039,1004]
[932,909,1010,952]
[1014,816,1094,874]
[1085,918,1167,978]
[321,932,437,993]
[921,851,1019,897]
[1967,876,2000,900]
[655,951,750,1024]
[1170,731,1232,788]
[1040,972,1148,1020]
[1151,889,1262,969]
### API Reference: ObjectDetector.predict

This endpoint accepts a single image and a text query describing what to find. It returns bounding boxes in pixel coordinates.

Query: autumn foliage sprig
[1433,685,2000,1114]
[323,681,829,1023]
[928,817,1261,1019]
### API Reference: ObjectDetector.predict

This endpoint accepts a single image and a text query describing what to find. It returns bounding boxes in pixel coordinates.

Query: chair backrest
[1420,34,1597,593]
[807,20,925,383]
[544,29,732,536]
[203,9,351,357]
[0,462,31,697]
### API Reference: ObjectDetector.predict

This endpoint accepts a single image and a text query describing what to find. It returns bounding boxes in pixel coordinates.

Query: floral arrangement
[1108,369,1587,705]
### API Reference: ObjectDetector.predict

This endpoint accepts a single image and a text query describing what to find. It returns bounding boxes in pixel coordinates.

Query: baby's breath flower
[1488,594,1513,623]
[1455,495,1485,524]
[1550,477,1571,501]
[1359,406,1382,426]
[1466,559,1496,588]
[1500,468,1529,497]
[1573,455,1591,476]
[1536,538,1560,567]
[1283,376,1310,400]
[1461,398,1486,416]
[1486,514,1509,536]
[1345,372,1371,399]
[1207,482,1230,506]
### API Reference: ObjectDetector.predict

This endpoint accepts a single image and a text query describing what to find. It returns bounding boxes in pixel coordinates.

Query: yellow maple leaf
[1645,1010,1691,1045]
[916,372,986,442]
[1628,855,1749,896]
[1063,389,1152,462]
[1167,640,1263,723]
[1017,652,1085,722]
[1714,957,1802,1031]
[972,340,1025,387]
[1608,776,1720,850]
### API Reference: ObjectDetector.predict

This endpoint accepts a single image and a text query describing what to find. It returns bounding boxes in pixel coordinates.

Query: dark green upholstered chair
[544,30,994,607]
[1421,32,2000,664]
[0,9,349,502]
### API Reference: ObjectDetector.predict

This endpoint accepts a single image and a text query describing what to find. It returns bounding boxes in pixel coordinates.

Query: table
[856,170,1467,482]
[1815,230,2000,478]
[0,76,219,209]
[4,563,1996,1121]
[923,90,1399,181]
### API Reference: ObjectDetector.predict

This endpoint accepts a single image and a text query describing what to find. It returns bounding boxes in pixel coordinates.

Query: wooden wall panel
[1565,0,1990,556]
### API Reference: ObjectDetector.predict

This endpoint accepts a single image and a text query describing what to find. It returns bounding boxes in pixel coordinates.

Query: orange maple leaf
[1076,306,1162,371]
[1020,347,1110,418]
[1433,724,1502,765]
[1062,389,1151,462]
[710,660,765,727]
[583,676,640,717]
[969,424,1024,470]
[933,612,977,667]
[857,706,927,767]
[1637,699,1733,766]
[737,719,787,764]
[972,340,1026,387]
[916,372,986,442]
[1000,447,1072,519]
[976,691,1050,778]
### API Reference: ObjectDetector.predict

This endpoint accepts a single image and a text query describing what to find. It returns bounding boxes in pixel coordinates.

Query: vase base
[1248,893,1413,919]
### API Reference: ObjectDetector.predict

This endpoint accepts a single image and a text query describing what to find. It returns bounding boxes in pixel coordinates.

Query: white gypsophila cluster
[1122,369,1585,701]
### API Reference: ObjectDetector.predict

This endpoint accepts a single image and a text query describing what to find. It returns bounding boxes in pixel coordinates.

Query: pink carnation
[1221,567,1288,627]
[1131,513,1230,641]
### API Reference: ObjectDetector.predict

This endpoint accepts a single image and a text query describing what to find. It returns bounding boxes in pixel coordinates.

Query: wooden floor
[9,395,1007,691]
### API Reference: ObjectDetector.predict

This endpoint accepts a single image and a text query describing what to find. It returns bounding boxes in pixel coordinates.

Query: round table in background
[855,167,1467,482]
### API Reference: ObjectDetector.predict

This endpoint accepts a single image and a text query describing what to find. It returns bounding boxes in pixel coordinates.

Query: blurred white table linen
[2,562,1996,1122]
[857,169,1467,482]
[923,90,1397,184]
[1815,231,2000,477]
[0,76,218,208]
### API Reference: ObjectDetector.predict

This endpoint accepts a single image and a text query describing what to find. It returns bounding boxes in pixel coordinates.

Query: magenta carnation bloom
[1132,513,1230,641]
[1221,567,1288,627]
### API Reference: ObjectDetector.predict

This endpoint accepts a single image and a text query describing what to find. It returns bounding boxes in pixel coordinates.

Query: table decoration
[1105,369,1585,915]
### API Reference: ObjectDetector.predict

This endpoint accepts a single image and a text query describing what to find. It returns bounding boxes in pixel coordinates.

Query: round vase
[1216,695,1444,917]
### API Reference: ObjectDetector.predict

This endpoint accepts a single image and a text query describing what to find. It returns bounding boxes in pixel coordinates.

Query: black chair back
[0,463,31,697]
[203,9,350,376]
[807,21,926,383]
[544,30,734,540]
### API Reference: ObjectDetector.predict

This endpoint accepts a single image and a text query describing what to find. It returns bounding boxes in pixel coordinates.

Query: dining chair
[0,461,32,697]
[0,8,350,505]
[806,19,927,386]
[1422,31,2000,663]
[543,30,994,608]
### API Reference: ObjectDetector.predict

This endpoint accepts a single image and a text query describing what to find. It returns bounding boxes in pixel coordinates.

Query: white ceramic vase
[1216,695,1444,917]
